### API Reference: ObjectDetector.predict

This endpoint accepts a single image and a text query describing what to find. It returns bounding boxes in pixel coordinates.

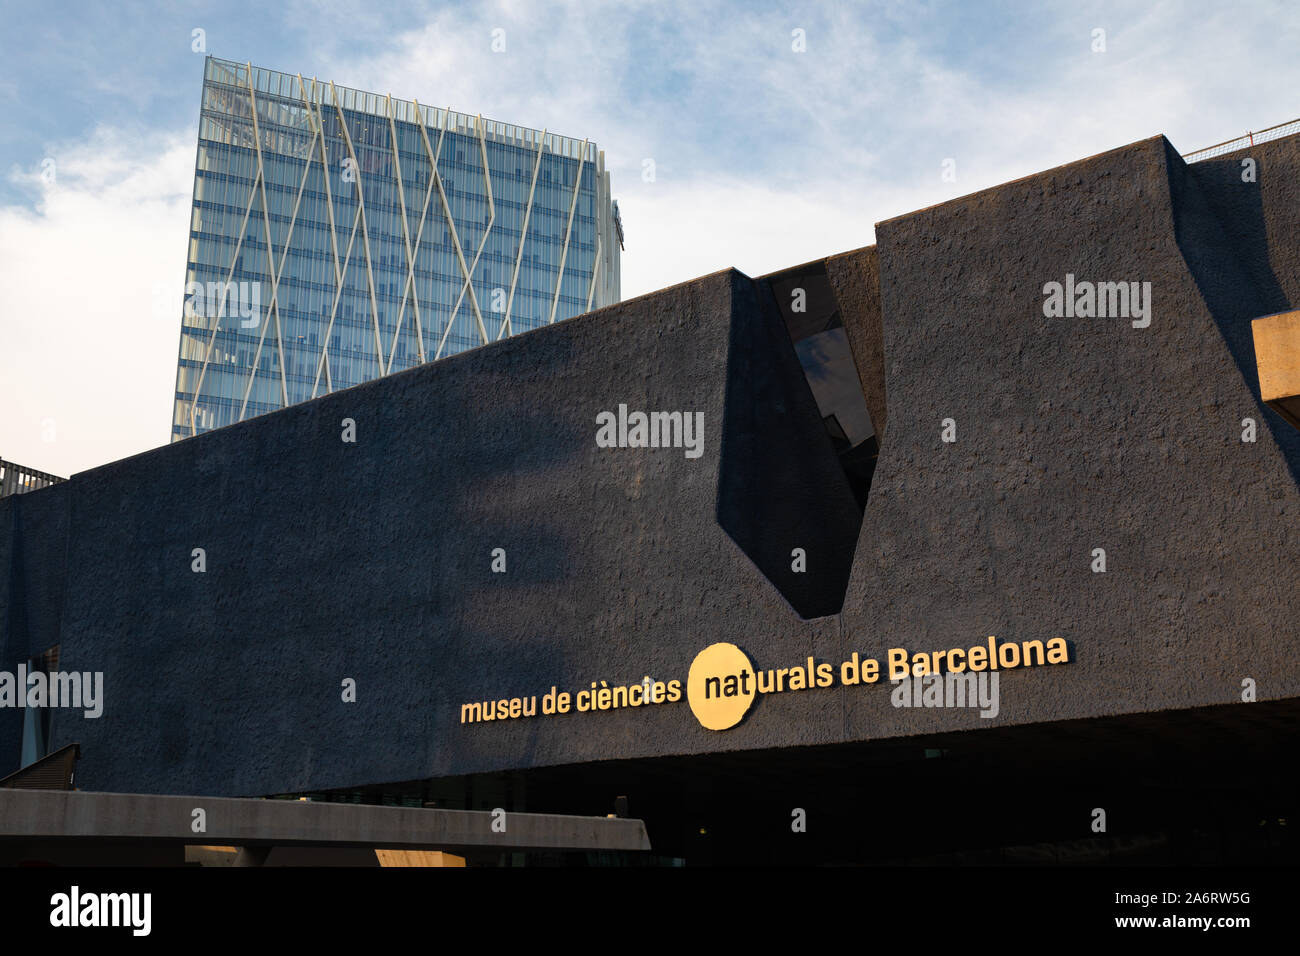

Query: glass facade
[171,57,622,439]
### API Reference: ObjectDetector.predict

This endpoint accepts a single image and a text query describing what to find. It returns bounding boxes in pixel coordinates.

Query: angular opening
[716,262,882,620]
[765,262,879,508]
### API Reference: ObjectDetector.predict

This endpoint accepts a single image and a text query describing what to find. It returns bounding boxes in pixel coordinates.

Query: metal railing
[1182,117,1300,163]
[207,56,600,162]
[0,458,66,498]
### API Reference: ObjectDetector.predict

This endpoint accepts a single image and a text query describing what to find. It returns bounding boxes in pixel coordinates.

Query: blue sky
[2,0,1299,477]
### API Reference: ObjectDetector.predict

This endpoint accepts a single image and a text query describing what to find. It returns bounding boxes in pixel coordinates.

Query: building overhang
[0,789,651,854]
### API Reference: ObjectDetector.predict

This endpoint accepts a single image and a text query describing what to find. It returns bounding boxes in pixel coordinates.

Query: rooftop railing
[207,56,599,163]
[1183,117,1300,163]
[0,458,66,498]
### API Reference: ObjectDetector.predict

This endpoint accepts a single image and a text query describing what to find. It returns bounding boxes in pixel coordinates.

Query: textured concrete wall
[1175,135,1300,481]
[837,135,1299,741]
[3,132,1297,797]
[1195,133,1300,316]
[22,270,843,794]
[826,246,887,439]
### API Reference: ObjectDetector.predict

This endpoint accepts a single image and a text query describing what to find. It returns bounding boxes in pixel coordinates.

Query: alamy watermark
[1042,273,1151,328]
[184,280,263,328]
[0,666,103,718]
[890,671,999,718]
[595,404,704,459]
[50,886,150,935]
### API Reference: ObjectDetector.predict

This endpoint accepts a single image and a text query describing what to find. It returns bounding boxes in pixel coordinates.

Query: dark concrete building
[3,130,1299,865]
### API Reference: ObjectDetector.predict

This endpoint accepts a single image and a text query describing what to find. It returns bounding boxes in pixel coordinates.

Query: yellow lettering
[911,652,931,677]
[1047,637,1069,663]
[887,648,908,680]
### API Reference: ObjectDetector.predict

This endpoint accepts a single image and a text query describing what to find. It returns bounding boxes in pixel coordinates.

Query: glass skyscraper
[171,57,622,439]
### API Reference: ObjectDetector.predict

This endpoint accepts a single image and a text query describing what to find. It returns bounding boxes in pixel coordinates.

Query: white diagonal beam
[548,139,588,325]
[300,74,347,399]
[239,88,319,421]
[311,205,363,399]
[586,233,602,313]
[413,105,459,359]
[502,128,547,340]
[406,99,450,362]
[453,113,494,343]
[242,63,290,411]
[190,73,270,436]
[329,81,386,376]
[385,93,424,367]
[189,149,259,437]
[305,78,361,399]
[428,108,489,359]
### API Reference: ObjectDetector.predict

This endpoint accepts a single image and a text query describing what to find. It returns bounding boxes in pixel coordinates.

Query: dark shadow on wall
[715,272,867,619]
[0,487,71,777]
[285,332,597,791]
[0,501,27,772]
[1166,142,1300,487]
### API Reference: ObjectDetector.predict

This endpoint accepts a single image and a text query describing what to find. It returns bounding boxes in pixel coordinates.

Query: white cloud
[4,0,1300,476]
[318,0,1300,300]
[616,176,933,298]
[0,127,194,478]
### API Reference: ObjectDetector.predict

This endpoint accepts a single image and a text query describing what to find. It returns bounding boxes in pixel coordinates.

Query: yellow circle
[687,642,756,731]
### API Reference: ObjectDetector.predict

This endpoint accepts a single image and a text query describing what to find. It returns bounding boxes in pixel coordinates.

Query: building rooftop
[206,56,599,164]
